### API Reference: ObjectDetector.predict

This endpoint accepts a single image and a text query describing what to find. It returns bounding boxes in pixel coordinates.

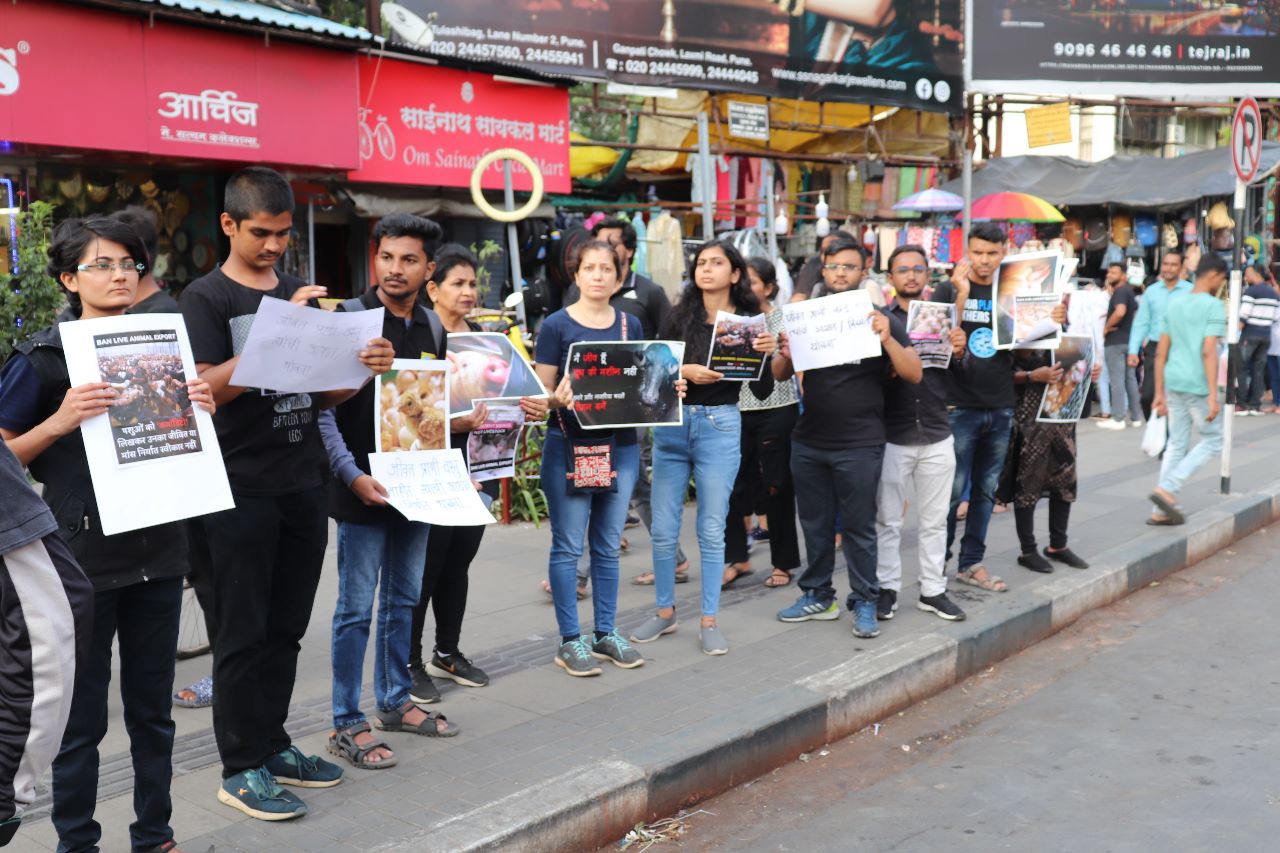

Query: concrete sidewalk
[15,415,1280,852]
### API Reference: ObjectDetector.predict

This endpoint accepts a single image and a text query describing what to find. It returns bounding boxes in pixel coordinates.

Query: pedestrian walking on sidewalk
[631,241,776,657]
[774,238,922,640]
[2,217,210,851]
[875,245,968,623]
[535,240,651,677]
[319,215,461,771]
[1149,255,1229,525]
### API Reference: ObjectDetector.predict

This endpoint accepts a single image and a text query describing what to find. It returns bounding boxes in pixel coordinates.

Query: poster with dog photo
[1036,336,1095,424]
[445,332,546,417]
[374,360,450,452]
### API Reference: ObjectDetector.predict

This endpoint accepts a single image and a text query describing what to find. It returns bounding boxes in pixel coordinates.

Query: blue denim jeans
[1157,391,1223,498]
[1269,355,1280,405]
[947,407,1014,572]
[791,438,883,608]
[541,431,640,638]
[651,405,742,617]
[332,517,429,730]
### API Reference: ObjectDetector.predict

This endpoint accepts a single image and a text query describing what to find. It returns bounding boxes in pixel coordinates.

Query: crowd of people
[0,165,1250,851]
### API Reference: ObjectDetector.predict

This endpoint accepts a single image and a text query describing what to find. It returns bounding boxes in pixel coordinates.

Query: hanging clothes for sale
[878,227,900,271]
[632,211,649,277]
[739,158,763,229]
[646,212,685,299]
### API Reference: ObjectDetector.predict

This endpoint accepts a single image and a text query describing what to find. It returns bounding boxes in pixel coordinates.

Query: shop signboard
[967,0,1280,97]
[346,56,570,193]
[0,2,359,168]
[380,0,963,114]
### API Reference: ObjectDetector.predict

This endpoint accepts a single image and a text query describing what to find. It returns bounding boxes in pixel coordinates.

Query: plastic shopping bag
[1141,414,1167,458]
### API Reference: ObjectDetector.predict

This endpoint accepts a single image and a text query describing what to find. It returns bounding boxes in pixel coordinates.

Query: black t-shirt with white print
[180,267,327,495]
[931,279,1015,410]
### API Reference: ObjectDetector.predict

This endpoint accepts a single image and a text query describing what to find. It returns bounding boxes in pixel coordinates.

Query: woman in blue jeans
[630,240,776,656]
[535,240,655,677]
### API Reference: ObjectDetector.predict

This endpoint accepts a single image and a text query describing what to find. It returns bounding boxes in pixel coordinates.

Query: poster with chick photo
[445,332,547,417]
[375,360,450,452]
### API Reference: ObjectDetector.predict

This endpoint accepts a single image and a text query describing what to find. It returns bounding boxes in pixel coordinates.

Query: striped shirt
[1239,282,1280,340]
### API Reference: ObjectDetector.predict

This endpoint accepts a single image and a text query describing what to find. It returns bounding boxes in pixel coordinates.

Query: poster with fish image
[565,341,685,429]
[375,359,450,452]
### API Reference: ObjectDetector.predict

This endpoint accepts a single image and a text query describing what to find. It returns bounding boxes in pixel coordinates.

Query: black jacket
[882,301,953,446]
[15,327,187,591]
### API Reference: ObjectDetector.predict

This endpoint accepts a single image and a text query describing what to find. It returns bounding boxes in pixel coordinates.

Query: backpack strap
[340,297,364,313]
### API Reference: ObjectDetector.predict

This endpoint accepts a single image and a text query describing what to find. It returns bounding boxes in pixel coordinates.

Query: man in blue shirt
[1128,250,1193,420]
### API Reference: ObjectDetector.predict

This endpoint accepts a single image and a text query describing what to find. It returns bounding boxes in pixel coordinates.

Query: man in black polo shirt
[773,237,923,640]
[876,244,967,624]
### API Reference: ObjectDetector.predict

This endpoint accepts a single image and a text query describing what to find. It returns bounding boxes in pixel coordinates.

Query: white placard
[779,288,881,372]
[228,296,384,393]
[59,314,234,536]
[369,448,496,527]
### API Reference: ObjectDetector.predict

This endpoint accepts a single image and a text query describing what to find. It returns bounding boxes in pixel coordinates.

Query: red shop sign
[0,1,358,170]
[348,56,570,193]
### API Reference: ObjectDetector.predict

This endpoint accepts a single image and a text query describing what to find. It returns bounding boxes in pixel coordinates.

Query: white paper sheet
[369,449,496,527]
[59,314,234,536]
[779,289,881,372]
[228,297,384,393]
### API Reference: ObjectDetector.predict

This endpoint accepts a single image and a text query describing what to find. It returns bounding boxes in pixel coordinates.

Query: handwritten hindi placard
[229,297,384,393]
[369,449,496,527]
[779,289,881,373]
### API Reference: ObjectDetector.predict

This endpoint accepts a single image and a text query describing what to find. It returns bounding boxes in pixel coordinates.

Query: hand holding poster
[906,301,957,369]
[779,288,881,372]
[1037,336,1096,424]
[707,311,768,381]
[374,359,449,452]
[229,297,384,392]
[58,314,233,535]
[565,341,684,429]
[445,332,546,417]
[369,449,496,526]
[992,251,1062,350]
[467,398,525,482]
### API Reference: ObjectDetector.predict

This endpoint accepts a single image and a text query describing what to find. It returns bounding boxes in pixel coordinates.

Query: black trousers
[184,518,216,642]
[411,523,485,663]
[202,488,327,778]
[1140,341,1158,421]
[724,405,801,570]
[1015,498,1071,554]
[51,576,182,853]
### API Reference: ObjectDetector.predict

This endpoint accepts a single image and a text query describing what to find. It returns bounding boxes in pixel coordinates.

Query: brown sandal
[327,721,397,769]
[956,566,1008,593]
[764,568,792,588]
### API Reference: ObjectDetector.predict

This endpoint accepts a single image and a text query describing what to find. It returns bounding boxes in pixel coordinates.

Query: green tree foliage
[2,201,63,360]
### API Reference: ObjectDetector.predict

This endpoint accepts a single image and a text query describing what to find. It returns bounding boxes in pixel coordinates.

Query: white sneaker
[1096,419,1126,431]
[1235,409,1251,417]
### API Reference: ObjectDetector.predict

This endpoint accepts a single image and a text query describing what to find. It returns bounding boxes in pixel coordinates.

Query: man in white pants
[875,245,968,623]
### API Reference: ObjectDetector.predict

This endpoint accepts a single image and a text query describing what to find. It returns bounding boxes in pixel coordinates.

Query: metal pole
[502,160,527,327]
[696,112,714,240]
[1221,177,1247,494]
[763,159,778,262]
[307,200,316,285]
[962,93,974,248]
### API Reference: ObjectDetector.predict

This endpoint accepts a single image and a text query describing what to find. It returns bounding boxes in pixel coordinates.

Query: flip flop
[1147,492,1185,525]
[720,564,754,590]
[1146,515,1182,526]
[631,564,690,585]
[172,675,213,709]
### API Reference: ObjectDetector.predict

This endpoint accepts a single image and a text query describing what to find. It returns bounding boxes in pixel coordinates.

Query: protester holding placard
[631,241,776,657]
[316,214,463,771]
[410,246,550,702]
[773,237,921,641]
[534,240,647,677]
[180,167,393,820]
[0,217,214,852]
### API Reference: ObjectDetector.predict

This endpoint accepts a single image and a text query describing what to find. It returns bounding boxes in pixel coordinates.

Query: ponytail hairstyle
[746,256,779,300]
[47,216,148,318]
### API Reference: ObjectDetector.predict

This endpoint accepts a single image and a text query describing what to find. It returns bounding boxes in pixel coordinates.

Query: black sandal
[374,700,460,738]
[326,721,397,770]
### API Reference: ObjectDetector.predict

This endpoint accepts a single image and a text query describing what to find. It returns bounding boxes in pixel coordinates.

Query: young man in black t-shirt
[772,238,923,640]
[181,167,392,821]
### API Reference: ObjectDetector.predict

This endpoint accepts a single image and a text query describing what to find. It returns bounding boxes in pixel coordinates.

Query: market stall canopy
[939,143,1280,208]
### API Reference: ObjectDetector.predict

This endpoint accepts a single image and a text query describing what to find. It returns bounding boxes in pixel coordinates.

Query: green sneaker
[264,745,344,788]
[590,631,644,668]
[217,768,307,821]
[554,637,603,677]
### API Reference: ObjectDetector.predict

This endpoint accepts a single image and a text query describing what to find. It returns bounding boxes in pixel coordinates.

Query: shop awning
[124,0,378,43]
[939,143,1280,209]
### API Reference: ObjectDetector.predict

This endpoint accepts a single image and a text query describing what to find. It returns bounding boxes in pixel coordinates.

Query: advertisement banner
[969,0,1280,96]
[348,55,570,192]
[383,0,963,113]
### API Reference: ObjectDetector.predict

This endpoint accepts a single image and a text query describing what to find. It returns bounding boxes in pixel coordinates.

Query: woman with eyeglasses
[630,240,776,656]
[0,217,214,853]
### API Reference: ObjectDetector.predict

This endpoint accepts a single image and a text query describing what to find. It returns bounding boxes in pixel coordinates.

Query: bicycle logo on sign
[359,108,396,163]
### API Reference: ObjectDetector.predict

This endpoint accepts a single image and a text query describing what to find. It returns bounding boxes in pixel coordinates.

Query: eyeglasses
[76,261,145,275]
[823,263,863,273]
[892,265,929,275]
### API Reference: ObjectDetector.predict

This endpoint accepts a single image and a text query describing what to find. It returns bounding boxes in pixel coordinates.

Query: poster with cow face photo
[565,341,685,429]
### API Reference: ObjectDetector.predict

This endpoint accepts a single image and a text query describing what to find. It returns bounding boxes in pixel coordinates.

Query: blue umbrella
[893,188,964,213]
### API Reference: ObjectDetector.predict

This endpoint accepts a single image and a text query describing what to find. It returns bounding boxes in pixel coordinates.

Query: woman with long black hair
[630,240,776,656]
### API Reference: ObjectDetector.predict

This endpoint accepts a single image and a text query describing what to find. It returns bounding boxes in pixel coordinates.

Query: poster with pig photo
[445,332,547,416]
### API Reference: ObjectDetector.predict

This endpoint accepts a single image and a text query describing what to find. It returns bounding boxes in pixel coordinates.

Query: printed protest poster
[993,251,1061,350]
[906,301,957,370]
[565,341,684,429]
[369,448,496,527]
[59,314,233,536]
[375,359,449,452]
[229,296,384,392]
[467,398,525,482]
[779,288,880,372]
[1037,336,1095,424]
[1067,287,1111,357]
[445,332,546,417]
[707,311,767,380]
